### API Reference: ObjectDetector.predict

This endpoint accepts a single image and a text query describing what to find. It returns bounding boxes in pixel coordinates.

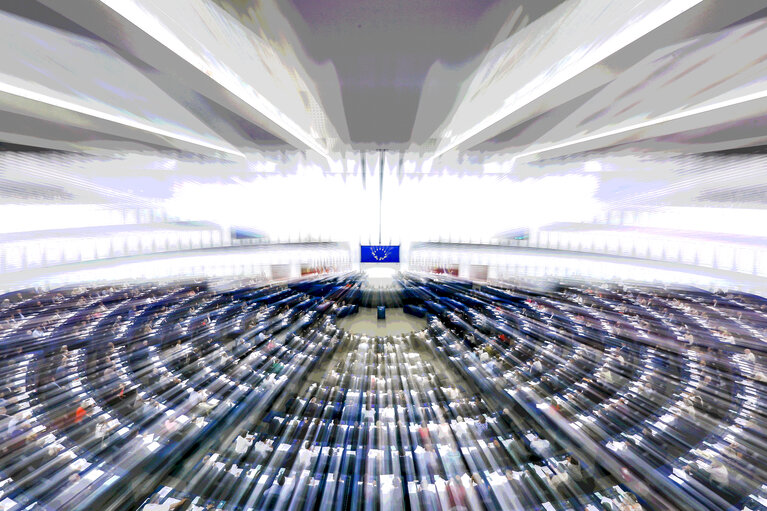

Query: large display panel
[360,245,400,263]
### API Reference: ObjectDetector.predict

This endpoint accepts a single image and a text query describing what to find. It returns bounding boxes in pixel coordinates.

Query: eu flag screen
[360,245,400,263]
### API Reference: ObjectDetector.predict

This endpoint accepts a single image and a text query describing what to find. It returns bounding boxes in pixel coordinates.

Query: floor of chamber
[335,307,427,336]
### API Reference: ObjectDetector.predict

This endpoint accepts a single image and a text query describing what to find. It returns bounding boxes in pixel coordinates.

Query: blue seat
[403,304,426,317]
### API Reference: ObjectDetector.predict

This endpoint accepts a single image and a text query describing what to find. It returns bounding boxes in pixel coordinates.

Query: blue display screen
[360,245,400,263]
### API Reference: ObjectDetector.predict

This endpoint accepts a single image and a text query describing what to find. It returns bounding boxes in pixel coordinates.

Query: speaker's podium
[377,306,386,320]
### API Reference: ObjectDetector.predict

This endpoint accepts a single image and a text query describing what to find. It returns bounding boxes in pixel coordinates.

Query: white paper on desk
[84,469,103,482]
[0,498,17,510]
[669,474,685,485]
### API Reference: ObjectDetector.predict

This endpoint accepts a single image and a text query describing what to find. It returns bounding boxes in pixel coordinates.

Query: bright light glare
[435,0,703,157]
[0,81,244,158]
[99,0,328,157]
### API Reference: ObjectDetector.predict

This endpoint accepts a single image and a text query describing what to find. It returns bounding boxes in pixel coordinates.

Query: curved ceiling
[282,0,563,147]
[1,0,766,160]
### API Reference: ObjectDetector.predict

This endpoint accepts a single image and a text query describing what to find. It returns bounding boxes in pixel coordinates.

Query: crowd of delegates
[0,273,764,510]
[142,325,643,511]
[0,276,357,510]
[401,275,767,511]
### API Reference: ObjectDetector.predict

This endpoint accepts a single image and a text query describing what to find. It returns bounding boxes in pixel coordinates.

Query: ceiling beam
[39,0,334,159]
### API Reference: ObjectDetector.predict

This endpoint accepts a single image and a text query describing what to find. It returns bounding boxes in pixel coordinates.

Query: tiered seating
[143,325,641,511]
[402,274,767,511]
[0,273,765,510]
[0,276,359,509]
